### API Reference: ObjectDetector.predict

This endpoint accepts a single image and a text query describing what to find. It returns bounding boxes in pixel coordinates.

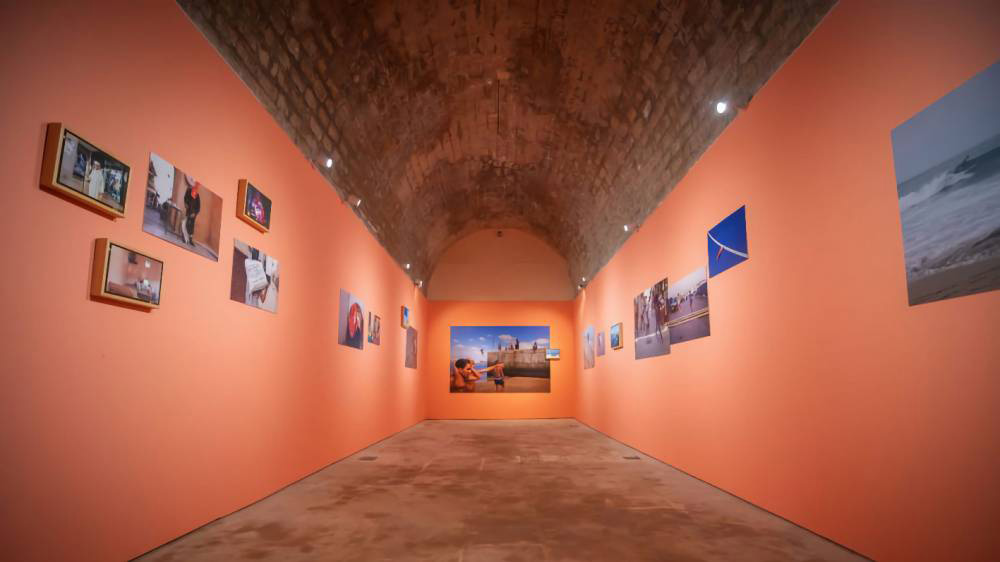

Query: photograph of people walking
[667,266,710,345]
[143,153,222,261]
[634,277,670,359]
[450,326,550,393]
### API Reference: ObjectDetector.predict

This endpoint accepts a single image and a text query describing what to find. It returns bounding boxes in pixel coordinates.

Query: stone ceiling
[178,0,835,290]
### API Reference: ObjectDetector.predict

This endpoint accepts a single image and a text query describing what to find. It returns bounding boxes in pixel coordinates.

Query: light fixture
[355,198,362,207]
[417,280,423,288]
[324,157,334,168]
[581,277,586,283]
[405,263,411,270]
[623,224,629,232]
[715,101,728,114]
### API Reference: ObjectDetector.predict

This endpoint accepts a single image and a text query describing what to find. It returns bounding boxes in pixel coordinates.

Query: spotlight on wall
[347,195,361,207]
[417,280,423,288]
[324,157,334,168]
[577,284,584,290]
[581,277,586,283]
[715,101,728,114]
[623,224,630,232]
[405,263,411,270]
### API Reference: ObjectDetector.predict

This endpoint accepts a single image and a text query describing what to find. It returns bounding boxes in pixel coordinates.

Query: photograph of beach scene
[449,326,550,393]
[667,266,710,345]
[891,59,1000,305]
[634,277,670,359]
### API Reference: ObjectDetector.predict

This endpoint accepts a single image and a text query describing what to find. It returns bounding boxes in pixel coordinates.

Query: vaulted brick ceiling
[178,0,834,289]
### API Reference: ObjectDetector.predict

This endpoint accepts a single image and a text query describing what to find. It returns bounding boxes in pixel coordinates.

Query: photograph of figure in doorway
[143,153,222,261]
[666,266,710,345]
[229,239,279,313]
[582,325,595,369]
[49,126,129,214]
[891,59,1000,305]
[449,326,550,393]
[634,277,670,359]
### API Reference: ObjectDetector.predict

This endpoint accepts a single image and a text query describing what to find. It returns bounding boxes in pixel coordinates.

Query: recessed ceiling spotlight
[715,101,728,114]
[324,157,334,168]
[405,263,411,270]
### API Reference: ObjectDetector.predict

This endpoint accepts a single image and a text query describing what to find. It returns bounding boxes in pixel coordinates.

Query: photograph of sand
[449,326,550,393]
[891,59,1000,305]
[634,277,670,359]
[667,266,710,345]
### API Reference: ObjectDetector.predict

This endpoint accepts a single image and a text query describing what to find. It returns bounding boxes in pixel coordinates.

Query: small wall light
[324,157,334,168]
[405,263,411,270]
[715,101,728,114]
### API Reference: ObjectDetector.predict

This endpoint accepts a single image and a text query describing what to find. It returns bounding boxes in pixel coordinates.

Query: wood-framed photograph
[236,179,271,233]
[41,123,130,218]
[91,238,163,308]
[610,322,623,350]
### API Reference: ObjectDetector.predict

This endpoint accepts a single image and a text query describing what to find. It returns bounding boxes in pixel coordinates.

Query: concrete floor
[137,420,865,561]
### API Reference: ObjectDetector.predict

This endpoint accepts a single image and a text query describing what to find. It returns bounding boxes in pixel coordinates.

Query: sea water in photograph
[450,326,551,393]
[891,59,1000,305]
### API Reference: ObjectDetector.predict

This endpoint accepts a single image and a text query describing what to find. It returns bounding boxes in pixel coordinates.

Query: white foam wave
[899,169,974,212]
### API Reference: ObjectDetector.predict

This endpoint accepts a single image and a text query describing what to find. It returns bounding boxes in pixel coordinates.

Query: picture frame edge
[41,122,128,219]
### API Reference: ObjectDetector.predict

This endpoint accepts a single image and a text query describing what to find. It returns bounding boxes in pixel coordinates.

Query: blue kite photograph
[449,325,550,393]
[891,59,1000,306]
[708,205,749,277]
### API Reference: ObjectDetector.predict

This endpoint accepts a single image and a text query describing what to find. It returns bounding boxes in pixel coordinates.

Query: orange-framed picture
[236,179,271,233]
[40,123,130,218]
[90,238,163,308]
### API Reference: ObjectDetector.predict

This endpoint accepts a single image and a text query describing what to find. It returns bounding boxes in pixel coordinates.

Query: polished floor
[138,420,865,561]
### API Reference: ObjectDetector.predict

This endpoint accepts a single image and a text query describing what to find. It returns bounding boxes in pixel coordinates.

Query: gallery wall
[574,1,1000,561]
[426,301,577,419]
[0,1,427,561]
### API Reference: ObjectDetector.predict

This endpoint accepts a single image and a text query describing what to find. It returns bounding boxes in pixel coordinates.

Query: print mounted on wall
[40,123,130,218]
[337,289,365,350]
[230,239,279,313]
[450,326,550,393]
[582,325,595,369]
[610,323,623,350]
[90,238,163,308]
[144,153,223,261]
[545,348,561,360]
[667,266,710,345]
[708,206,749,277]
[634,277,670,359]
[891,59,1000,305]
[404,326,418,369]
[236,179,272,233]
[368,312,381,345]
[401,305,410,328]
[596,331,606,357]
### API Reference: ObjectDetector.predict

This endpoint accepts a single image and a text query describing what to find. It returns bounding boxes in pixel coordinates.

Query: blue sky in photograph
[891,59,1000,183]
[450,325,550,362]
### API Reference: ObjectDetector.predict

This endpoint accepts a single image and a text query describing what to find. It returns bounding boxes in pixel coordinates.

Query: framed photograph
[405,327,418,369]
[610,323,623,350]
[708,206,749,277]
[667,266,710,345]
[90,238,163,308]
[596,331,606,356]
[450,326,549,393]
[891,59,1000,305]
[401,305,410,328]
[368,312,382,345]
[236,179,271,233]
[582,325,595,369]
[144,153,223,261]
[41,123,130,218]
[338,289,365,350]
[545,348,561,360]
[230,239,279,313]
[634,277,670,360]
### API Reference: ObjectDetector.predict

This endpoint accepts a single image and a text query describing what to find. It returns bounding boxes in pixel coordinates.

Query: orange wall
[426,301,576,419]
[0,2,426,561]
[575,1,1000,560]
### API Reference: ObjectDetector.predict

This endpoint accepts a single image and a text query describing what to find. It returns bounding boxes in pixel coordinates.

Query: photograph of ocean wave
[891,59,1000,306]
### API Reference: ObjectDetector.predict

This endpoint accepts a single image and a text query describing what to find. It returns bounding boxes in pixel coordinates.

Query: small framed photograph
[236,179,272,233]
[401,305,410,328]
[40,123,130,218]
[91,238,163,308]
[610,323,623,350]
[545,348,561,360]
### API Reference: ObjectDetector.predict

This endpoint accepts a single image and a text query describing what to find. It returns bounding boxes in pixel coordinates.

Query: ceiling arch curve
[179,0,834,289]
